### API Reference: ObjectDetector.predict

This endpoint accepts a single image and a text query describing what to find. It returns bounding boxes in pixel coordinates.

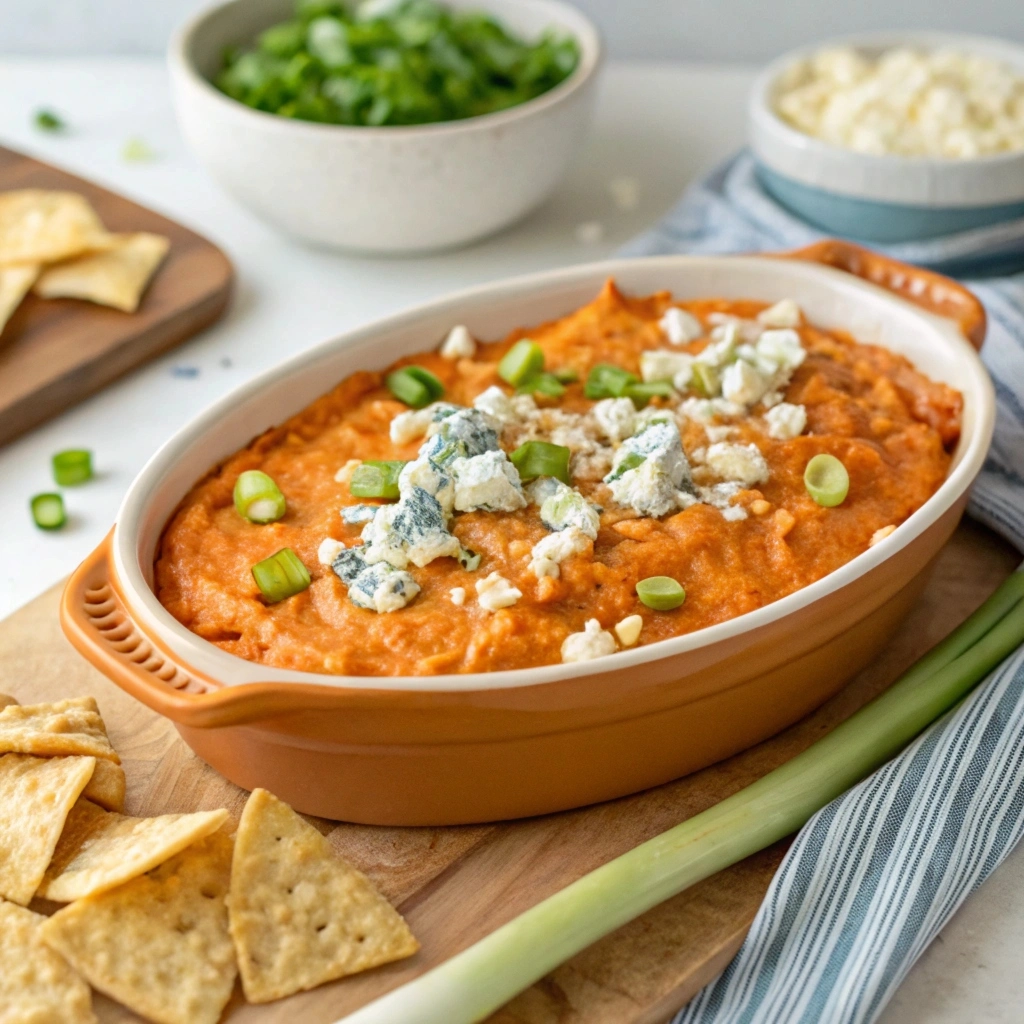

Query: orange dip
[155,282,961,676]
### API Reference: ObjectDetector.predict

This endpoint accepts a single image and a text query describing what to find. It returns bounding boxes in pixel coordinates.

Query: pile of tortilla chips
[0,189,170,337]
[0,693,419,1024]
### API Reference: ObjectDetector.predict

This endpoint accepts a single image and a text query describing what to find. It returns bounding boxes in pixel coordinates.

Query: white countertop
[0,56,1021,1024]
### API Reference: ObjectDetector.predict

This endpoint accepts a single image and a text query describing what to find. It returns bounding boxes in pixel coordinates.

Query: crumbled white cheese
[440,324,476,360]
[756,329,806,373]
[340,504,378,526]
[399,456,455,516]
[721,505,749,521]
[450,586,466,605]
[758,299,802,329]
[529,526,590,579]
[475,572,523,612]
[451,450,526,513]
[361,486,461,569]
[614,614,643,648]
[870,524,897,547]
[539,482,601,539]
[335,459,361,484]
[659,307,703,345]
[561,619,617,663]
[722,358,771,407]
[389,402,458,445]
[704,442,770,488]
[605,420,695,518]
[348,562,420,613]
[640,349,693,387]
[764,402,808,439]
[472,385,536,427]
[591,397,637,444]
[704,425,736,443]
[698,481,743,509]
[318,538,346,566]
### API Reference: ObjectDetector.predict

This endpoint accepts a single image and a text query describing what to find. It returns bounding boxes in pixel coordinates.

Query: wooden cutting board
[0,520,1017,1024]
[0,145,233,445]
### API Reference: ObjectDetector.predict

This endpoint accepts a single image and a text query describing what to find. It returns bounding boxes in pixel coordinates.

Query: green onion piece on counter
[584,363,638,400]
[804,453,850,507]
[233,470,287,523]
[517,372,566,399]
[30,493,66,531]
[499,340,545,387]
[624,380,674,408]
[349,460,406,500]
[51,449,93,487]
[341,569,1024,1024]
[552,367,579,384]
[386,366,444,409]
[509,441,571,485]
[459,548,482,572]
[34,109,65,132]
[636,576,686,611]
[251,547,310,604]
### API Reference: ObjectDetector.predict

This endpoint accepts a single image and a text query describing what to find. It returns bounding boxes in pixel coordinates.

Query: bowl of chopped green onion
[169,0,601,253]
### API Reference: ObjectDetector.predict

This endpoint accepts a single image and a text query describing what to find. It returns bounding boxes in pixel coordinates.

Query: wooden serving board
[0,145,233,445]
[0,520,1017,1024]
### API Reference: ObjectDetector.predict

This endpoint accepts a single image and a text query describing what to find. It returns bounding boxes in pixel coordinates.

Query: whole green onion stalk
[341,570,1024,1024]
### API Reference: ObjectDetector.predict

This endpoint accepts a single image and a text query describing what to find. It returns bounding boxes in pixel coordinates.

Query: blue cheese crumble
[529,526,591,579]
[340,504,378,526]
[361,485,461,569]
[348,562,420,613]
[451,449,526,512]
[538,480,601,538]
[329,543,369,584]
[604,420,695,518]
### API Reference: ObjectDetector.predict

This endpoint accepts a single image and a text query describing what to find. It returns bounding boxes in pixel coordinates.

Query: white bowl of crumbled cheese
[749,33,1024,244]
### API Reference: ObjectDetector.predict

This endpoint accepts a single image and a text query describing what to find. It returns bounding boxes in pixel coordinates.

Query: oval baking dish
[62,241,994,826]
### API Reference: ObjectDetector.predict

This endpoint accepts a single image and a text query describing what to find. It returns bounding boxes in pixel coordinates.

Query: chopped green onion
[343,571,1024,1024]
[584,363,638,400]
[34,109,65,132]
[349,460,406,499]
[233,470,287,523]
[30,493,65,531]
[509,441,571,484]
[459,548,482,572]
[636,576,686,611]
[552,367,579,384]
[689,363,720,397]
[499,340,545,387]
[251,547,310,603]
[51,449,93,487]
[624,380,674,408]
[386,366,444,408]
[804,454,850,507]
[517,372,566,399]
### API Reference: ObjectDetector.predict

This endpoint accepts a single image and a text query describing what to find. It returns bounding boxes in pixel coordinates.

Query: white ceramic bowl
[168,0,602,254]
[749,32,1024,244]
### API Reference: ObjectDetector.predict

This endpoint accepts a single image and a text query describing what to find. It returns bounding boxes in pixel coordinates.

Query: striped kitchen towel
[622,151,1024,1024]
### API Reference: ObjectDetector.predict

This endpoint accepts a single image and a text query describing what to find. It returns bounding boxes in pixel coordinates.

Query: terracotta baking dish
[61,241,993,826]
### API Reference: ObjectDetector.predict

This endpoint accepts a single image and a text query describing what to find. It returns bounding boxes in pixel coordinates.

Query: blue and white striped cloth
[621,152,1024,1024]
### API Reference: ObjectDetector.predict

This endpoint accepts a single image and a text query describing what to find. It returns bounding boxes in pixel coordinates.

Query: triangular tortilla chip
[41,830,236,1024]
[0,263,39,337]
[0,696,120,762]
[0,900,96,1024]
[229,788,419,1003]
[81,757,126,813]
[39,799,228,902]
[0,754,95,905]
[34,231,169,313]
[0,189,110,265]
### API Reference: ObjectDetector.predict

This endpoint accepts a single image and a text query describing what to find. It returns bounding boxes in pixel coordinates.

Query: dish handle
[779,239,986,349]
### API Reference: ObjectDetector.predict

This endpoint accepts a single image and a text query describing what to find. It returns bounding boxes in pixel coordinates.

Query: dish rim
[114,253,995,694]
[169,0,603,140]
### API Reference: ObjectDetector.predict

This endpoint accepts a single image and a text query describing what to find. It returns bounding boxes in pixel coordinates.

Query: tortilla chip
[0,754,95,905]
[41,830,235,1024]
[0,263,39,336]
[0,189,110,266]
[229,788,419,1003]
[39,798,228,902]
[0,901,96,1024]
[0,696,120,762]
[81,757,126,813]
[34,231,169,313]
[0,693,18,711]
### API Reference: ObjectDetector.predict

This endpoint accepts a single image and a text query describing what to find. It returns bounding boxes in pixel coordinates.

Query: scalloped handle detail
[779,239,987,350]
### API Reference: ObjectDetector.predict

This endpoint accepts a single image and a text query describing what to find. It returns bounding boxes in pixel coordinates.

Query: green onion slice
[349,460,406,499]
[517,372,566,399]
[509,441,571,484]
[689,363,720,398]
[804,454,850,508]
[499,340,545,387]
[584,363,639,400]
[52,449,93,487]
[252,547,311,604]
[386,366,444,409]
[34,109,64,132]
[552,367,579,384]
[636,576,686,611]
[30,493,66,531]
[233,470,287,523]
[624,381,674,408]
